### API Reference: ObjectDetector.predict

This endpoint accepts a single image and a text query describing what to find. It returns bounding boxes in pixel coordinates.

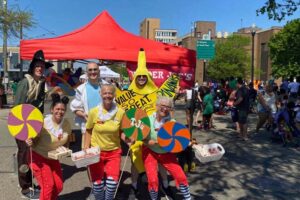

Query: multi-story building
[155,29,177,43]
[174,21,216,83]
[235,26,282,81]
[140,18,160,40]
[140,18,177,44]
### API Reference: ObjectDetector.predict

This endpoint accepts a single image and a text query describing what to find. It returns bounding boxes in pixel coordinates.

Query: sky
[6,0,300,46]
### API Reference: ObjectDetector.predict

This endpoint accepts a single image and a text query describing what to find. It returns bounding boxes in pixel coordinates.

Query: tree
[207,35,251,80]
[0,5,35,78]
[257,0,300,21]
[12,9,35,39]
[269,19,300,78]
[110,63,129,78]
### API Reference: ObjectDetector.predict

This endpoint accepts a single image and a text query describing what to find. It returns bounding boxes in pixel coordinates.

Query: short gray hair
[156,95,174,109]
[101,84,116,95]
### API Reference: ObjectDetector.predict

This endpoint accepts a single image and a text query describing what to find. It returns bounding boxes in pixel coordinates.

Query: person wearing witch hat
[14,49,46,199]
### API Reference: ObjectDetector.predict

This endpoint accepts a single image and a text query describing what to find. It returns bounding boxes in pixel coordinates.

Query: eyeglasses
[159,104,172,110]
[88,68,98,72]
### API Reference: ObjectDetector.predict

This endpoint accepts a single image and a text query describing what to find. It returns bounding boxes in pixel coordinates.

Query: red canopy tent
[20,11,196,88]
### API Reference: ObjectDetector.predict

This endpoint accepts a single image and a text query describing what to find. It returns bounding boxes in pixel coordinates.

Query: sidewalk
[0,102,299,200]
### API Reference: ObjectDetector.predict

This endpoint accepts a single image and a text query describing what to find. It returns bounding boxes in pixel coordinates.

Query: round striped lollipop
[157,121,191,153]
[7,104,44,141]
[121,108,150,141]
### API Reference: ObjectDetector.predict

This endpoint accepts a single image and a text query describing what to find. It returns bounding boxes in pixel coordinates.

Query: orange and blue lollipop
[157,121,191,153]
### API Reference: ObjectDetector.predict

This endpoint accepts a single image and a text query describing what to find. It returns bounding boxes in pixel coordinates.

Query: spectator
[248,82,257,113]
[255,84,277,133]
[200,86,214,129]
[233,78,250,140]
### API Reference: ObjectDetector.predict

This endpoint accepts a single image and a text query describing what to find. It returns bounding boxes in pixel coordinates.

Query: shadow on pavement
[58,187,90,200]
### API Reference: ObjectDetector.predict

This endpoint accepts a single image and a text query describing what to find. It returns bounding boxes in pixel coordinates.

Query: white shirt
[186,89,193,100]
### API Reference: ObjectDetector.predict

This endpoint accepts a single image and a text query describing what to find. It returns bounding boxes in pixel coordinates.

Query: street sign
[196,40,215,60]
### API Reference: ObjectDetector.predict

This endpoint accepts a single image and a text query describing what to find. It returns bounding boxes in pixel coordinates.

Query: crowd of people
[185,77,300,144]
[7,49,300,200]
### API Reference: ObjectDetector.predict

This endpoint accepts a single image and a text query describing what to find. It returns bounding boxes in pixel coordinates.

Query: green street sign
[196,40,215,60]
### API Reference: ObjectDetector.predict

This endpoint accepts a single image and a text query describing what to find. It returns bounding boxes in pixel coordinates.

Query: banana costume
[128,49,158,95]
[116,49,180,173]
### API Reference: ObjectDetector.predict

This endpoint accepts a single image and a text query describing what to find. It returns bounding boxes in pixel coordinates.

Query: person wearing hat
[14,49,46,199]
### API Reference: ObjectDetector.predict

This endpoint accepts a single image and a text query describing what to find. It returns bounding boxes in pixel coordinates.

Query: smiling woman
[83,84,130,199]
[25,93,72,200]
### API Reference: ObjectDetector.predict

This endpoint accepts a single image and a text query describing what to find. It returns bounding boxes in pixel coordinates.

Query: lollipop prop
[121,108,151,141]
[7,104,44,140]
[7,104,44,196]
[157,121,191,153]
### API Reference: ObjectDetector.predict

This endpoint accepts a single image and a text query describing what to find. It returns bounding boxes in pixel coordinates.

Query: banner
[127,62,194,89]
[115,74,179,115]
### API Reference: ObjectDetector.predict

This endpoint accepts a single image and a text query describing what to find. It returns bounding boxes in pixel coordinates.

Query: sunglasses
[88,68,98,72]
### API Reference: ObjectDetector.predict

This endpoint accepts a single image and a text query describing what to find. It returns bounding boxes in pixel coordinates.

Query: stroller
[272,103,300,146]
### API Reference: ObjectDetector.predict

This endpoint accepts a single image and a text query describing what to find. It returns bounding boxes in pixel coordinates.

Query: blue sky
[7,0,300,46]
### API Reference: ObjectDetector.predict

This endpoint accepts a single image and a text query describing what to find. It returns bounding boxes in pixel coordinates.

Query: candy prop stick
[157,121,191,153]
[121,108,151,141]
[114,148,130,199]
[7,104,44,197]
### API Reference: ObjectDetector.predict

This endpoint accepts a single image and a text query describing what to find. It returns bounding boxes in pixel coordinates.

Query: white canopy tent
[99,65,120,78]
[79,65,120,81]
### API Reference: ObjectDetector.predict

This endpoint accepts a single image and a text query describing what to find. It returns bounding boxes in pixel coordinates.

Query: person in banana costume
[116,48,179,196]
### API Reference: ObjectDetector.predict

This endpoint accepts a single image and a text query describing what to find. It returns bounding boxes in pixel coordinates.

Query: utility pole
[19,21,23,78]
[2,0,8,86]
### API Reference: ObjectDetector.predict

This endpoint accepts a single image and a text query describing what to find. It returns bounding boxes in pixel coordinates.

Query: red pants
[89,148,122,184]
[30,151,63,200]
[142,146,188,192]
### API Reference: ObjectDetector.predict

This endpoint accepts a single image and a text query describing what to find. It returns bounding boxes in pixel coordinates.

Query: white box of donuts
[48,146,72,160]
[71,146,100,168]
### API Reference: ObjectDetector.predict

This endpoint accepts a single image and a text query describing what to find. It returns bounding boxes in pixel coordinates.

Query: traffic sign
[196,40,215,60]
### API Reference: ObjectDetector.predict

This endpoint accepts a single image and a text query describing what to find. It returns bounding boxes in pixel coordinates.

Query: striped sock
[93,180,105,200]
[179,184,191,200]
[105,177,117,200]
[149,190,158,200]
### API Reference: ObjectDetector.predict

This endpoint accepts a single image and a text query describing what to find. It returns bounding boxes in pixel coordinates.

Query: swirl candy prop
[7,104,44,141]
[121,108,150,141]
[157,121,191,153]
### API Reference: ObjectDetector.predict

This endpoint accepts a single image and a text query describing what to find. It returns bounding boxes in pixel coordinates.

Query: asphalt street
[0,97,300,200]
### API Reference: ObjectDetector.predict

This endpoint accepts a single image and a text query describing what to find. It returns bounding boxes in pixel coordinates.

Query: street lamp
[250,23,256,83]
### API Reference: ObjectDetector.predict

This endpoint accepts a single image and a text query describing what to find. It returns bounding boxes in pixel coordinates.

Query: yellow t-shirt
[32,119,71,159]
[86,105,125,151]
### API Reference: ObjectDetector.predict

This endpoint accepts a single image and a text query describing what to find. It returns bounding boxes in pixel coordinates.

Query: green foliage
[257,0,300,21]
[0,7,35,39]
[110,63,129,78]
[269,19,300,78]
[207,35,251,80]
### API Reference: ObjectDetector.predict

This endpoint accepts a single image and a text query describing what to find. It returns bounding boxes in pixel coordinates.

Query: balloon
[121,108,150,141]
[157,121,191,153]
[7,104,44,141]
